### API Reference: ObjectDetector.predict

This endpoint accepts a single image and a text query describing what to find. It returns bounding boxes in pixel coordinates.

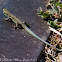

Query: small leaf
[60,4,62,7]
[54,19,58,24]
[50,1,54,4]
[40,11,44,15]
[48,20,61,29]
[55,2,62,7]
[60,7,62,9]
[48,20,53,25]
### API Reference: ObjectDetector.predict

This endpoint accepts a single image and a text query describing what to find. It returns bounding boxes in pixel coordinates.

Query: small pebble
[27,54,29,56]
[24,36,26,37]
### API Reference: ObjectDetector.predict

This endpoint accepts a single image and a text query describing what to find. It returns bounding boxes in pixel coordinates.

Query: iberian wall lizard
[3,8,62,51]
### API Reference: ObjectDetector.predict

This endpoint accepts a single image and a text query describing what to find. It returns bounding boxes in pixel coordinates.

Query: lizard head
[3,9,9,16]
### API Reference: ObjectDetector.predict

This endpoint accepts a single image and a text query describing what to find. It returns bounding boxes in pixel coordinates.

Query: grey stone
[0,0,50,62]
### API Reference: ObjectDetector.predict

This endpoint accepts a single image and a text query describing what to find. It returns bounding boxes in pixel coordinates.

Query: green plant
[48,19,61,28]
[37,0,62,19]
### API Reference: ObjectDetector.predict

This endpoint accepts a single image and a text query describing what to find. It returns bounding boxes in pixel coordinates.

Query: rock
[0,0,50,62]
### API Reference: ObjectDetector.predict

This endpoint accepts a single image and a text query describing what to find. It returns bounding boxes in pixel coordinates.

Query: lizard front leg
[14,22,19,29]
[2,17,9,21]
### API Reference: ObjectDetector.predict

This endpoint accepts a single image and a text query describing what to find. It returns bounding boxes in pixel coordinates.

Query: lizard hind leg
[18,24,24,29]
[14,23,24,29]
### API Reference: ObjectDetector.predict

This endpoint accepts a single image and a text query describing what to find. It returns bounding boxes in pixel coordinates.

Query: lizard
[3,8,62,51]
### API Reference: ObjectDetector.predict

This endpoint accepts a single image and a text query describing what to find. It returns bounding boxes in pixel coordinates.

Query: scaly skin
[3,8,62,51]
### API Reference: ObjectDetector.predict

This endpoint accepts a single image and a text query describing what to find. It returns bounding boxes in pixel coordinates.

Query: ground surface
[0,0,50,62]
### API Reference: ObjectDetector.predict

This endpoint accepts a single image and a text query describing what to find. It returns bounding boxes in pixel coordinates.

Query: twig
[49,26,62,37]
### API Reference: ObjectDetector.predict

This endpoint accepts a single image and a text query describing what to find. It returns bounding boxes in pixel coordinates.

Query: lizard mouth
[3,9,6,14]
